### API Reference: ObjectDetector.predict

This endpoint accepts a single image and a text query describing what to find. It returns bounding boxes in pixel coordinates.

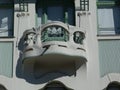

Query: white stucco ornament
[22,21,87,71]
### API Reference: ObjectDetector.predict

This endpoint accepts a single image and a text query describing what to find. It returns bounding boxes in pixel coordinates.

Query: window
[0,0,14,37]
[0,42,13,78]
[80,0,89,11]
[19,0,28,12]
[99,40,120,77]
[97,0,120,35]
[36,0,75,26]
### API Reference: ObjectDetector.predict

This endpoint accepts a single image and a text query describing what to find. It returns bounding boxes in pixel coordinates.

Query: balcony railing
[41,25,69,42]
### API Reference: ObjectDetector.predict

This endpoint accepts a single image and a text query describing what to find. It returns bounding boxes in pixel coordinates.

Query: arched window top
[0,84,7,90]
[106,81,120,90]
[40,81,73,90]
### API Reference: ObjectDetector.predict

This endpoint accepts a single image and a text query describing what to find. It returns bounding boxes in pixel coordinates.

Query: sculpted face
[25,33,36,45]
[73,31,85,44]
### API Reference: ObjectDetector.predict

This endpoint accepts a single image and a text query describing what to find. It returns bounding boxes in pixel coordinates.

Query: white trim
[97,35,120,40]
[0,38,15,42]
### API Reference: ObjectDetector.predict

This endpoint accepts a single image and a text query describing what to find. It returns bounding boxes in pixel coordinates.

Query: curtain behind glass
[0,9,13,37]
[98,7,120,35]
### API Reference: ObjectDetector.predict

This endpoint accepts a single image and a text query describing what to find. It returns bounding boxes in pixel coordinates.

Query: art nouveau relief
[19,21,87,83]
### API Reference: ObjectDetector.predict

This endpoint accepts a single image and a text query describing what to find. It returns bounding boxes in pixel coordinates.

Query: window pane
[0,42,13,77]
[37,8,43,26]
[47,6,64,23]
[0,0,13,3]
[98,7,120,35]
[36,0,75,25]
[99,40,120,77]
[80,0,89,11]
[0,9,13,37]
[67,8,74,25]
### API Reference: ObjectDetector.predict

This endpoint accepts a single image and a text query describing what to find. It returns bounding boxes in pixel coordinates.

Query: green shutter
[0,42,13,77]
[99,40,120,77]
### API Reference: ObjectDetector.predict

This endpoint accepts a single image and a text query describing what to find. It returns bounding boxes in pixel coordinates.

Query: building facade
[0,0,119,90]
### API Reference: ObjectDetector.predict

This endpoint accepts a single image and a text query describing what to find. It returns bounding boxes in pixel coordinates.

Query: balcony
[22,21,87,77]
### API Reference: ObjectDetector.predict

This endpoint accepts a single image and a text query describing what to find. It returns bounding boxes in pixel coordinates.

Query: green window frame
[97,0,119,7]
[0,2,14,37]
[36,0,75,26]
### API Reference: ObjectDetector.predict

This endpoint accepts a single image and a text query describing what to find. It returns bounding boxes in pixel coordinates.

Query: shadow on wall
[16,37,86,84]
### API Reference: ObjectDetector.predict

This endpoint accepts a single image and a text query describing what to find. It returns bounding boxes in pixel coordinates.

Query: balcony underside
[23,53,86,78]
[23,43,87,73]
[23,52,86,63]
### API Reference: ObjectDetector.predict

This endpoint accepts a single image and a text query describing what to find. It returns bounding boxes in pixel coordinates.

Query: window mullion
[64,2,68,24]
[42,9,47,24]
[42,1,47,24]
[80,0,89,11]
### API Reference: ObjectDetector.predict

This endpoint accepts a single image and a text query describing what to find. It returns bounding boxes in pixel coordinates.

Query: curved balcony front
[22,21,87,75]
